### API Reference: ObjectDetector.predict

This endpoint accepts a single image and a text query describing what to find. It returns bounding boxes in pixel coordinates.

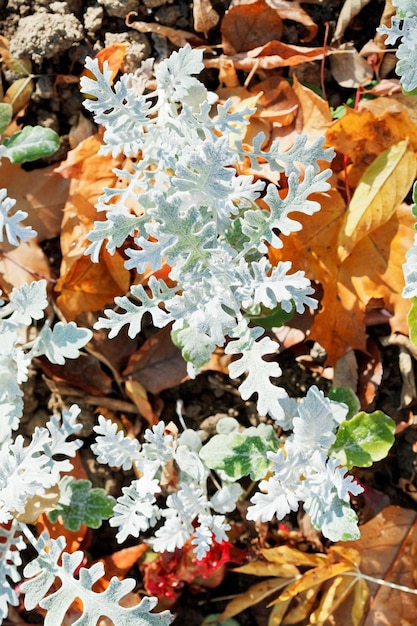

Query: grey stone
[9,12,84,65]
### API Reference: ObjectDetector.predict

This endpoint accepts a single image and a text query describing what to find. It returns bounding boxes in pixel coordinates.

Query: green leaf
[246,303,295,330]
[171,324,215,369]
[330,410,395,469]
[0,103,12,135]
[407,296,417,346]
[49,478,115,530]
[199,423,278,481]
[2,125,59,163]
[328,387,360,419]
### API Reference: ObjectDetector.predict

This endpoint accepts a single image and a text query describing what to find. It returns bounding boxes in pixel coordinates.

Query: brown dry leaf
[310,574,368,625]
[279,562,355,601]
[56,248,130,320]
[205,40,325,74]
[0,239,51,293]
[342,202,414,337]
[93,42,128,82]
[268,545,368,626]
[221,0,283,55]
[83,320,139,385]
[249,76,299,126]
[36,352,113,396]
[54,132,123,212]
[0,38,31,75]
[54,133,131,319]
[236,561,300,577]
[335,506,417,626]
[68,113,96,149]
[333,349,359,394]
[332,0,373,43]
[123,326,188,394]
[280,585,322,624]
[269,190,415,364]
[193,0,220,36]
[15,485,61,524]
[126,13,207,48]
[124,379,159,426]
[261,544,327,567]
[291,75,333,139]
[229,0,318,41]
[337,140,417,262]
[93,544,149,592]
[329,44,374,88]
[0,160,69,241]
[267,0,318,41]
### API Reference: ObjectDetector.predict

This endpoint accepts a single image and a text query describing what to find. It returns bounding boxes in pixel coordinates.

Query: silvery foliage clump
[0,207,93,447]
[93,385,364,558]
[80,46,365,548]
[377,0,417,92]
[80,44,335,422]
[0,185,171,622]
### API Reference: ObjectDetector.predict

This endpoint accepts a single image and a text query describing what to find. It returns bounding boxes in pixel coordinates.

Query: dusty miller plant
[79,46,395,547]
[0,109,172,623]
[0,45,397,624]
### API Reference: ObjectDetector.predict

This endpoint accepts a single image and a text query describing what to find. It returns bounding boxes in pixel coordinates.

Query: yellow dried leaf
[236,560,300,578]
[329,545,362,567]
[268,598,292,626]
[337,139,417,261]
[310,575,355,625]
[261,545,328,567]
[351,577,370,626]
[3,76,34,116]
[279,562,354,601]
[222,577,291,621]
[279,586,321,623]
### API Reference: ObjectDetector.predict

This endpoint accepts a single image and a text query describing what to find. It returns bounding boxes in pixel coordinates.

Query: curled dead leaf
[221,0,283,55]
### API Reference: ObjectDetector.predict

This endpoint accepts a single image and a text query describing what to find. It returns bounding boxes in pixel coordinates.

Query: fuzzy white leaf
[210,483,243,514]
[22,535,173,625]
[81,57,152,157]
[292,386,342,452]
[92,415,141,470]
[0,521,25,620]
[154,44,204,102]
[8,280,48,326]
[247,477,300,522]
[110,477,161,543]
[94,276,174,339]
[0,188,36,246]
[33,322,92,365]
[225,320,287,416]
